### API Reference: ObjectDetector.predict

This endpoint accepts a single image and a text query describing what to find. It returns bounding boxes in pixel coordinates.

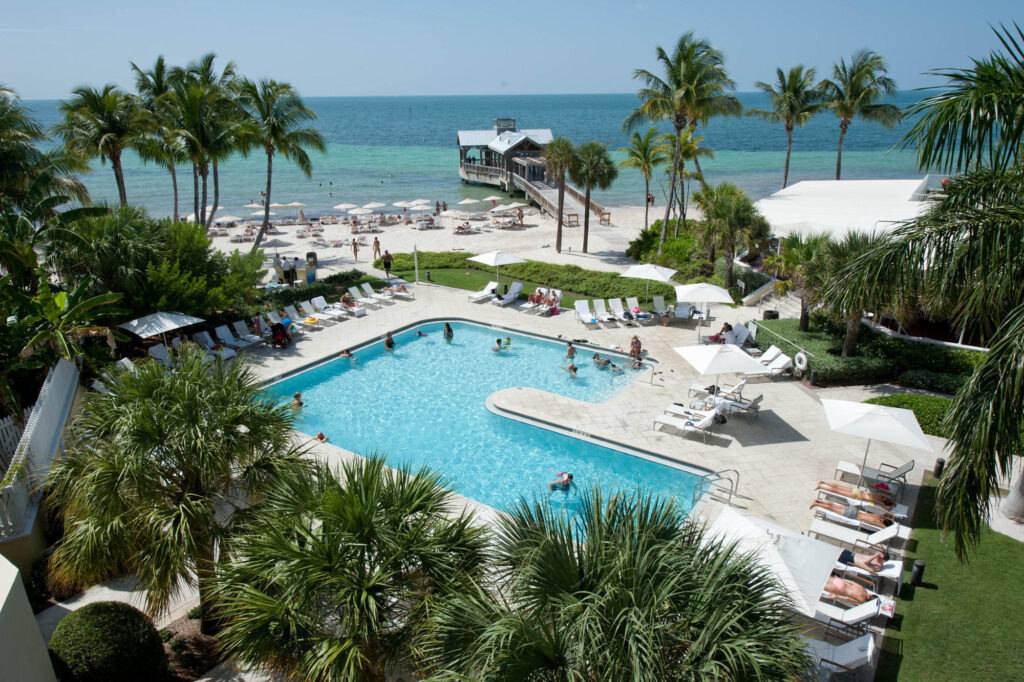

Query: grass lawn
[876,473,1024,680]
[393,268,606,310]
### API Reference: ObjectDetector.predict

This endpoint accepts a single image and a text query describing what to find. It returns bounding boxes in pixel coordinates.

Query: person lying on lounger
[823,575,872,605]
[810,499,895,527]
[815,481,895,509]
[838,549,890,574]
[385,284,411,293]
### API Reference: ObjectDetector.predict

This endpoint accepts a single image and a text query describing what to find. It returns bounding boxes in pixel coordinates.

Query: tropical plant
[692,182,769,289]
[542,136,578,254]
[55,85,149,205]
[820,231,884,356]
[46,348,306,634]
[215,456,488,682]
[625,32,741,253]
[132,56,187,223]
[763,232,832,331]
[900,23,1024,172]
[569,141,617,253]
[617,128,667,232]
[422,488,811,681]
[746,65,823,188]
[658,129,712,236]
[818,50,900,180]
[236,78,324,251]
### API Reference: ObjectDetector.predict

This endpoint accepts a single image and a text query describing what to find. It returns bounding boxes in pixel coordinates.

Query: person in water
[442,323,454,343]
[415,329,427,337]
[492,338,503,352]
[292,392,304,409]
[548,471,573,492]
[384,332,396,351]
[592,352,610,366]
[504,336,512,347]
[565,342,576,359]
[339,349,353,357]
[561,363,578,378]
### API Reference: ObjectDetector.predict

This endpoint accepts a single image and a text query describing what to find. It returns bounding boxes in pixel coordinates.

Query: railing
[0,408,31,473]
[564,181,605,215]
[460,163,504,185]
[748,321,816,358]
[0,359,79,538]
[693,469,740,507]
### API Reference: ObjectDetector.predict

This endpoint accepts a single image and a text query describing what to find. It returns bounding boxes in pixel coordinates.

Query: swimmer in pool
[561,363,578,378]
[548,471,573,492]
[415,329,427,337]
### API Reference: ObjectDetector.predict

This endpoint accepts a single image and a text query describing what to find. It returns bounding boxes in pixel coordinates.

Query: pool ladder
[693,469,740,507]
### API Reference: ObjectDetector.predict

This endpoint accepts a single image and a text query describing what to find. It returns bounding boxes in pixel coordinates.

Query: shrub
[864,394,952,438]
[48,601,168,682]
[899,369,969,395]
[261,269,376,308]
[187,605,202,620]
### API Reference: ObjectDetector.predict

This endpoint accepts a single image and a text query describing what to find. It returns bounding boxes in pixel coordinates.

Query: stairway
[758,290,804,320]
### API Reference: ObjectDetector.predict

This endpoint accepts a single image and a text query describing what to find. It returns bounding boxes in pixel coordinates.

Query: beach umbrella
[482,195,504,202]
[468,250,525,287]
[457,198,480,205]
[707,508,841,618]
[349,207,373,215]
[286,202,306,208]
[268,202,287,209]
[393,201,412,208]
[119,311,206,348]
[820,399,932,486]
[673,344,766,390]
[251,211,276,216]
[333,203,357,210]
[410,199,431,205]
[674,282,735,337]
[363,202,386,209]
[244,202,263,209]
[213,215,241,224]
[620,263,677,301]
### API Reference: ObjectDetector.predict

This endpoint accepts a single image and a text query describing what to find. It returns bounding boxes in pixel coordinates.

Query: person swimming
[504,336,512,347]
[561,363,578,378]
[416,329,428,337]
[548,471,573,492]
[592,352,611,366]
[292,392,303,409]
[384,332,396,351]
[492,338,503,352]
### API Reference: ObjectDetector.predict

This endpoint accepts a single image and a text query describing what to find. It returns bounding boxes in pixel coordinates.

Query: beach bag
[712,413,727,425]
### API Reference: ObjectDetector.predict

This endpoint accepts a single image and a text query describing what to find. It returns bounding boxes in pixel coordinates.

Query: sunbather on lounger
[384,284,410,293]
[838,549,890,574]
[824,575,872,605]
[709,323,733,343]
[811,499,894,527]
[816,481,895,509]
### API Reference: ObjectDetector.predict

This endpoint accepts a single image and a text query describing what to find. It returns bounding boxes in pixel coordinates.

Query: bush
[864,394,952,438]
[187,605,202,620]
[899,369,969,395]
[49,601,168,682]
[261,269,375,308]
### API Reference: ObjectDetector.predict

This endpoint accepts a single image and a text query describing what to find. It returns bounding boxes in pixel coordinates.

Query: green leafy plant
[899,369,970,395]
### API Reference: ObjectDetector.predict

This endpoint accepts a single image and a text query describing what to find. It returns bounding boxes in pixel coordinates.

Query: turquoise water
[268,321,704,513]
[24,92,930,217]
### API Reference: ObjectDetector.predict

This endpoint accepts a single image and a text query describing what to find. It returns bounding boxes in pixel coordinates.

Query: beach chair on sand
[574,300,598,327]
[592,299,617,324]
[492,282,523,306]
[215,324,258,349]
[804,633,877,679]
[652,296,670,317]
[468,281,499,303]
[348,286,379,309]
[232,320,264,345]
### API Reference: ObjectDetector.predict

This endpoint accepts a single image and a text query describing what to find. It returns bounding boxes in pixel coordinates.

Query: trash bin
[762,310,780,320]
[306,251,317,268]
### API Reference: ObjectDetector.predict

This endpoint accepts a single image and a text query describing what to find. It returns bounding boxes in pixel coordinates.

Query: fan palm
[747,65,823,188]
[422,488,810,681]
[542,137,578,254]
[569,141,618,253]
[46,348,306,634]
[692,182,768,289]
[820,231,885,356]
[215,456,488,682]
[132,56,186,222]
[818,50,900,180]
[624,32,741,254]
[617,128,667,232]
[55,85,148,205]
[236,78,324,252]
[763,232,832,332]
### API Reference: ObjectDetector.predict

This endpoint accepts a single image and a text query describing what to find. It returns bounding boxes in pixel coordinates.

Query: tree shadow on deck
[726,411,810,447]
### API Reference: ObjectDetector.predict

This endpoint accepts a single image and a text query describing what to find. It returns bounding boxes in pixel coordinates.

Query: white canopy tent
[468,250,525,286]
[821,399,932,486]
[707,508,841,617]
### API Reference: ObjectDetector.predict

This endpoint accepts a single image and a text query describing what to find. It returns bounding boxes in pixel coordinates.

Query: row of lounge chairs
[574,298,657,327]
[653,380,765,442]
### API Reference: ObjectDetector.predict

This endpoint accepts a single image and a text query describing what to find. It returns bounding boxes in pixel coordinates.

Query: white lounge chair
[608,298,632,323]
[651,295,669,316]
[817,508,894,534]
[592,299,616,324]
[814,598,884,634]
[809,517,911,550]
[300,300,339,325]
[835,558,904,592]
[804,633,878,679]
[468,281,499,303]
[574,300,599,327]
[215,324,258,349]
[348,286,379,309]
[751,344,782,365]
[625,297,655,325]
[817,488,909,519]
[386,284,415,300]
[193,331,237,360]
[311,296,353,321]
[285,304,320,330]
[267,310,306,333]
[716,393,763,420]
[730,323,751,346]
[662,404,717,423]
[491,281,523,307]
[518,288,547,314]
[653,413,717,443]
[741,354,792,381]
[148,343,175,368]
[232,320,263,345]
[171,336,215,364]
[835,459,914,494]
[362,282,393,304]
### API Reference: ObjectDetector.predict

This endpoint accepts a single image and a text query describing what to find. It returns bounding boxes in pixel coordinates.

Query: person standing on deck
[381,250,393,282]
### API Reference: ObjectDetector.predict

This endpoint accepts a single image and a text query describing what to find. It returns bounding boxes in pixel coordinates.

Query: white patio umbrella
[674,282,735,337]
[348,207,373,215]
[119,311,205,348]
[244,202,263,209]
[482,195,504,202]
[268,202,287,209]
[707,508,841,617]
[251,211,276,216]
[457,198,480,205]
[213,215,241,224]
[410,199,431,205]
[673,344,766,389]
[363,202,386,209]
[286,201,306,208]
[620,263,677,302]
[393,201,412,208]
[821,399,932,486]
[468,250,525,286]
[333,203,357,210]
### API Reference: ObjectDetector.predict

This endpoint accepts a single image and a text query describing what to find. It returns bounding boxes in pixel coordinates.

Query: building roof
[457,127,553,150]
[754,179,929,238]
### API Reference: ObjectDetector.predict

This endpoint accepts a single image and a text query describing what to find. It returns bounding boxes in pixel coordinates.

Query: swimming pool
[269,321,705,514]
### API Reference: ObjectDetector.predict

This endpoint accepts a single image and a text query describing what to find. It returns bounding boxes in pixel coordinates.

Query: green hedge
[864,394,952,438]
[753,316,985,386]
[49,601,168,681]
[899,369,969,396]
[260,269,378,308]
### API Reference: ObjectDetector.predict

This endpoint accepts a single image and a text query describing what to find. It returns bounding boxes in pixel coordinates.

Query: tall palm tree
[692,182,769,289]
[617,128,667,232]
[236,78,324,252]
[818,50,900,180]
[542,137,578,254]
[215,457,488,682]
[131,56,185,222]
[422,488,810,680]
[658,130,712,236]
[55,85,148,205]
[624,32,741,254]
[820,231,884,356]
[763,232,832,331]
[746,65,823,188]
[569,141,618,253]
[46,348,306,634]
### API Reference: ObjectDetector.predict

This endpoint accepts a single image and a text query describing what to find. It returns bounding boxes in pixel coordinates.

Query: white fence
[0,360,79,538]
[0,408,32,474]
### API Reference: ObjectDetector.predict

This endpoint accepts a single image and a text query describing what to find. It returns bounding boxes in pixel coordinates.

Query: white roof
[457,127,553,150]
[755,179,928,238]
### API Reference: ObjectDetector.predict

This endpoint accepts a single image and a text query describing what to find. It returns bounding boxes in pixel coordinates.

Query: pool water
[269,321,704,514]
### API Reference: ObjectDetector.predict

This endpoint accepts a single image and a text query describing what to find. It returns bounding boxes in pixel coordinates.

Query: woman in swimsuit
[443,323,454,343]
[810,499,894,528]
[823,575,872,605]
[815,481,894,509]
[838,549,889,573]
[629,336,642,360]
[384,332,396,351]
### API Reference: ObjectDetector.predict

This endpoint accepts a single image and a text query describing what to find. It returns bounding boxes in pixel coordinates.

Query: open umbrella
[482,195,504,202]
[333,203,357,210]
[244,202,263,209]
[457,198,480,205]
[268,202,287,209]
[119,311,205,348]
[673,344,766,390]
[286,201,306,208]
[251,211,276,216]
[213,215,241,224]
[393,201,412,208]
[410,199,431,205]
[620,263,677,302]
[363,202,386,209]
[349,207,373,215]
[821,399,932,486]
[468,250,525,287]
[674,282,735,337]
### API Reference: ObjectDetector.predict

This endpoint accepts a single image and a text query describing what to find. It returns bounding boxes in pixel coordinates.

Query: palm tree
[422,488,810,680]
[763,232,832,331]
[617,128,667,232]
[236,78,324,252]
[55,85,148,205]
[569,141,618,253]
[820,231,884,356]
[46,348,306,634]
[818,50,900,180]
[215,456,488,682]
[658,130,712,236]
[692,182,769,289]
[542,137,578,254]
[132,56,185,222]
[747,65,823,188]
[624,32,741,254]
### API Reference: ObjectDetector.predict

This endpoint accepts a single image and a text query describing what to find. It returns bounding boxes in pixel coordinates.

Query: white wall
[0,555,56,682]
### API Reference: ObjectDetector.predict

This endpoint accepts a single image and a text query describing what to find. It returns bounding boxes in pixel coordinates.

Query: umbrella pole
[857,439,872,488]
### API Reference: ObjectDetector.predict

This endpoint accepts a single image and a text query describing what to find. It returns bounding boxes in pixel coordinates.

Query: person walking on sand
[435,200,441,215]
[381,250,393,282]
[372,237,381,260]
[352,240,359,262]
[442,201,448,212]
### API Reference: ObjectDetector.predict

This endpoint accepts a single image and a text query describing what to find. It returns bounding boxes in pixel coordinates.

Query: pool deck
[246,281,938,534]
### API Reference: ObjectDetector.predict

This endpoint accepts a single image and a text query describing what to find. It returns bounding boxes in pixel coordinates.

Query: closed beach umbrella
[674,282,735,337]
[620,263,677,302]
[468,250,525,286]
[820,399,932,486]
[363,202,386,209]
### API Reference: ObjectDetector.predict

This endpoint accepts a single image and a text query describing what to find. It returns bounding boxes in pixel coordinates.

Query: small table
[599,211,611,225]
[566,213,580,227]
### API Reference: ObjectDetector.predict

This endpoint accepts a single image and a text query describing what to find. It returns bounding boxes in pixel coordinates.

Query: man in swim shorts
[548,472,573,492]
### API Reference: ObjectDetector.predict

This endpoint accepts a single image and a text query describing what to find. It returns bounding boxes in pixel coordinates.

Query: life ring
[794,352,809,371]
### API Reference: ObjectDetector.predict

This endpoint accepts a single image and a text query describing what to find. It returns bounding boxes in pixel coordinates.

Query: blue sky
[3,0,1019,99]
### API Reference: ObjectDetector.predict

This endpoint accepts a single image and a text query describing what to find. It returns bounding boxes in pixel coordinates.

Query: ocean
[24,92,929,217]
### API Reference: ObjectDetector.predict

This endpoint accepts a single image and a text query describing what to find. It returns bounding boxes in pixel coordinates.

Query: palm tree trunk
[206,162,220,228]
[169,164,179,223]
[841,316,860,357]
[643,176,650,232]
[681,175,689,233]
[200,166,209,227]
[582,186,591,253]
[111,149,128,206]
[192,164,199,225]
[783,126,794,188]
[835,120,849,180]
[251,149,273,253]
[799,293,810,332]
[660,127,682,255]
[196,543,219,635]
[724,247,735,289]
[555,173,565,253]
